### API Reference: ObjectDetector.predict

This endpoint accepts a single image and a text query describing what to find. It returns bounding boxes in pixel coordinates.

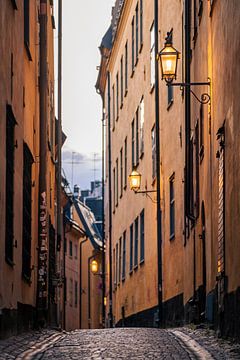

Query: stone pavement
[0,326,240,359]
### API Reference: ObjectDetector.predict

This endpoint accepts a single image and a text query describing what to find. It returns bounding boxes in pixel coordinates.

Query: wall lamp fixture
[158,29,210,105]
[129,169,157,194]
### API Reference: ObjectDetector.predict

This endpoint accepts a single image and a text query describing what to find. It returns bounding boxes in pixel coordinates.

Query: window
[116,73,119,119]
[120,57,123,106]
[135,107,139,165]
[151,125,156,179]
[190,138,194,216]
[131,119,135,169]
[150,23,155,88]
[113,167,116,211]
[169,174,175,239]
[199,104,204,160]
[140,97,144,155]
[112,85,115,129]
[22,143,33,279]
[11,0,18,10]
[69,240,73,257]
[134,217,139,267]
[69,278,73,306]
[75,244,78,259]
[120,148,123,197]
[116,158,119,206]
[74,281,78,307]
[195,122,200,218]
[125,42,128,93]
[119,237,122,284]
[64,238,67,254]
[193,0,198,42]
[131,17,135,72]
[113,248,116,287]
[167,85,173,108]
[140,0,143,47]
[135,4,139,60]
[5,105,16,264]
[116,243,119,284]
[122,231,126,280]
[124,137,127,188]
[140,209,145,262]
[24,0,30,46]
[130,224,133,272]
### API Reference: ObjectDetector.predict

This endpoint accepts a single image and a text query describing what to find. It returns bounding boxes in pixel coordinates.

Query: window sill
[170,233,175,241]
[5,256,15,268]
[150,84,155,94]
[24,42,32,61]
[167,99,174,111]
[134,264,138,271]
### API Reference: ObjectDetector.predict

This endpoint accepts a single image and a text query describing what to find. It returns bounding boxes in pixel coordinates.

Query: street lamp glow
[129,169,141,192]
[159,32,179,83]
[91,259,98,274]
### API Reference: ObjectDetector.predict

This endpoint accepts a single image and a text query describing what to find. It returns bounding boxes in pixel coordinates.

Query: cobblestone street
[1,327,240,360]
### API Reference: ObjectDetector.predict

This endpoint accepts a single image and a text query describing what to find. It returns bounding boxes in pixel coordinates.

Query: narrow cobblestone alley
[1,327,240,360]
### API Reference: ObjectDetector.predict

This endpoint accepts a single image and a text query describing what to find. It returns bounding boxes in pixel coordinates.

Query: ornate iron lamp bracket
[167,81,211,105]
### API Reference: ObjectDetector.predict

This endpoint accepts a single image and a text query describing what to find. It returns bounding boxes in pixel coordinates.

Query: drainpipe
[79,236,88,328]
[56,0,63,329]
[101,104,106,328]
[107,71,113,328]
[154,0,163,327]
[37,0,48,325]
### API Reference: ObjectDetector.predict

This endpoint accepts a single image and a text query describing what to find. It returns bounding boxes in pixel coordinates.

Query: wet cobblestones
[0,326,239,359]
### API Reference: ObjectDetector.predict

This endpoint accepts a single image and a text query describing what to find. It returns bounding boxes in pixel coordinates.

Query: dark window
[136,107,139,165]
[122,231,126,280]
[5,105,16,265]
[140,0,143,46]
[11,0,18,10]
[170,174,175,239]
[167,85,173,108]
[151,125,156,179]
[131,17,135,72]
[116,158,119,206]
[74,281,78,307]
[69,240,73,257]
[11,54,13,100]
[119,237,122,284]
[193,0,198,41]
[134,217,139,267]
[190,138,194,216]
[140,97,144,155]
[24,0,31,57]
[199,104,204,159]
[120,57,123,105]
[130,224,133,272]
[112,85,115,129]
[131,119,135,169]
[120,148,123,197]
[113,167,116,211]
[135,4,139,59]
[64,238,67,253]
[140,209,145,262]
[22,143,33,279]
[125,42,128,92]
[113,248,116,287]
[124,137,127,188]
[116,243,119,284]
[116,73,119,119]
[195,122,200,218]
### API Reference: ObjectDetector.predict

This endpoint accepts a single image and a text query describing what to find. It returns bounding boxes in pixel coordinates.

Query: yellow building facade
[98,0,240,337]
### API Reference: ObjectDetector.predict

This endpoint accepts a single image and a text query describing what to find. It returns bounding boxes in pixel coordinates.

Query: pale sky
[55,0,115,189]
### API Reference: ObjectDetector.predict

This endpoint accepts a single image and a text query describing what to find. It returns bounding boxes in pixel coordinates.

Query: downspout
[101,103,106,328]
[79,236,88,328]
[37,0,48,325]
[107,71,113,328]
[56,0,63,328]
[154,0,163,327]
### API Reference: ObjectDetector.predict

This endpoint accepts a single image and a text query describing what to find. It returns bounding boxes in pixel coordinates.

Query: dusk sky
[55,0,115,190]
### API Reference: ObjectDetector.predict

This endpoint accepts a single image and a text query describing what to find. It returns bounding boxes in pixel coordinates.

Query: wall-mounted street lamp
[158,29,210,105]
[91,259,99,274]
[129,169,157,194]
